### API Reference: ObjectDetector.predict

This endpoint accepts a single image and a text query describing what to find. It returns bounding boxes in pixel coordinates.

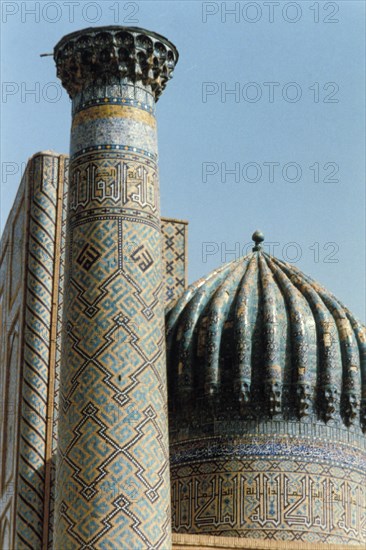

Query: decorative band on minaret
[53,27,178,548]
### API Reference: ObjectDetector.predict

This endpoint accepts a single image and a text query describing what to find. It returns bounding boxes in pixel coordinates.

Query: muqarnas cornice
[53,26,179,101]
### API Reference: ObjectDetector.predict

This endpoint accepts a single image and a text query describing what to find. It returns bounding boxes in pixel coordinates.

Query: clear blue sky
[1,0,365,322]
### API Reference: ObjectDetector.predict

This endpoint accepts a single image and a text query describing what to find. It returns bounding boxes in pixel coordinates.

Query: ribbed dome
[166,236,366,432]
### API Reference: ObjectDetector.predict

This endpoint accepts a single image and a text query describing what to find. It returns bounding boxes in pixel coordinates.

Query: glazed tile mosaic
[0,24,365,550]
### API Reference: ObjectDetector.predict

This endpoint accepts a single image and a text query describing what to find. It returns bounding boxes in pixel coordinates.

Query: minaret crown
[54,26,179,101]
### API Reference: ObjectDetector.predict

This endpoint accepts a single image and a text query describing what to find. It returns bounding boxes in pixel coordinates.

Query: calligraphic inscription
[70,154,158,214]
[171,457,366,544]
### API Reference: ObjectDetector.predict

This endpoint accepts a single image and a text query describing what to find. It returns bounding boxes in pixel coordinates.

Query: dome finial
[252,230,265,251]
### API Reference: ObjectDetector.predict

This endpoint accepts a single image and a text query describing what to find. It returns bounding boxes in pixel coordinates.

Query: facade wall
[0,152,67,550]
[0,166,27,550]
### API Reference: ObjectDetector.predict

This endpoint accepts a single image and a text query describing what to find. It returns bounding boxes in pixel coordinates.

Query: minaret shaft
[54,26,178,549]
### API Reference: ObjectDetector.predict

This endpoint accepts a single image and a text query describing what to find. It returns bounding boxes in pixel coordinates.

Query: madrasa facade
[0,25,365,550]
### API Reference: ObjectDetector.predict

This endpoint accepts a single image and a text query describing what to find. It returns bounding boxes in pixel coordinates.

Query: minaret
[53,27,178,548]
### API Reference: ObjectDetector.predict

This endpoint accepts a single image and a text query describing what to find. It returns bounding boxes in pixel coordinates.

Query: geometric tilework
[15,154,54,549]
[16,154,66,550]
[172,534,366,549]
[161,218,188,305]
[2,23,366,550]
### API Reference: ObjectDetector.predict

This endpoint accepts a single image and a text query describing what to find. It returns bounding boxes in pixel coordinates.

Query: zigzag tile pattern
[14,154,63,549]
[0,171,26,550]
[47,158,69,550]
